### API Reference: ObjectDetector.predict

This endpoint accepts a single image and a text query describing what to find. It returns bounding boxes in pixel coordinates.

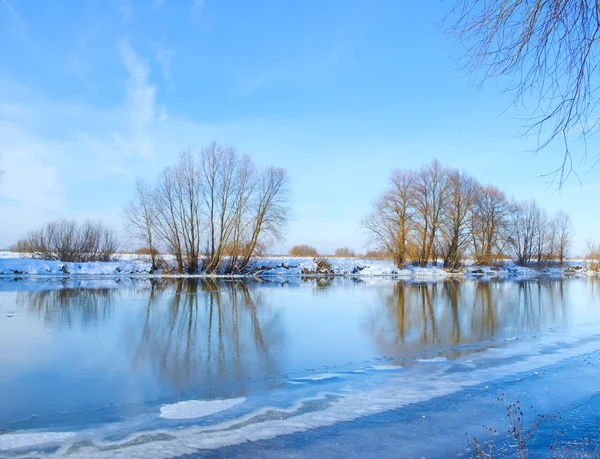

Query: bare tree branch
[448,0,600,184]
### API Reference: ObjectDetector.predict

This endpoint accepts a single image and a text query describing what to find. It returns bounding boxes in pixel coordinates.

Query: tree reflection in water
[15,276,598,395]
[366,279,570,356]
[17,284,117,327]
[132,279,283,394]
[15,279,283,396]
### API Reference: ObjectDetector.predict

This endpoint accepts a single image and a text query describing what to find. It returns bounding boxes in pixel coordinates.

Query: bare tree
[413,160,450,266]
[123,179,158,270]
[363,169,417,267]
[133,142,289,274]
[154,164,187,273]
[471,184,513,265]
[200,144,289,273]
[201,142,242,273]
[553,210,574,266]
[533,207,552,266]
[235,167,289,272]
[440,169,477,269]
[155,151,204,273]
[507,200,539,266]
[449,0,600,182]
[18,219,119,262]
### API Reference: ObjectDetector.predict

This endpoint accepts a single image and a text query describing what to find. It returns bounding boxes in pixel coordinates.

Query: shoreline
[0,252,597,280]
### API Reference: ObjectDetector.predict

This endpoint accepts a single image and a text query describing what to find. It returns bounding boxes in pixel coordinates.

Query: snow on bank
[244,257,448,277]
[0,257,151,276]
[0,252,596,278]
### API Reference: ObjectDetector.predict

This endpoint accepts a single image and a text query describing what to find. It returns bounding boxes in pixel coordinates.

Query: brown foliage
[364,250,390,260]
[134,247,159,256]
[334,247,356,258]
[586,240,600,271]
[364,159,566,268]
[289,244,319,257]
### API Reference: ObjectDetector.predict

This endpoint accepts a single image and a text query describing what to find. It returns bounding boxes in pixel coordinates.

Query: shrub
[364,249,390,260]
[289,244,319,257]
[586,240,600,272]
[134,247,159,256]
[17,219,119,262]
[314,258,333,273]
[334,247,356,258]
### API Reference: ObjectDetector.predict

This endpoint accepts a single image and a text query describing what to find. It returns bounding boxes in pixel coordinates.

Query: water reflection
[129,279,283,393]
[16,286,117,327]
[12,279,283,396]
[366,279,571,355]
[9,277,599,400]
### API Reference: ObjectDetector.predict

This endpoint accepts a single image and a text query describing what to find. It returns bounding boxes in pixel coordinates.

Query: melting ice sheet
[2,327,600,458]
[3,277,600,458]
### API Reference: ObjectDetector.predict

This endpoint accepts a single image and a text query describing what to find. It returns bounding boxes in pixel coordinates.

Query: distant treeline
[363,159,573,268]
[12,150,579,270]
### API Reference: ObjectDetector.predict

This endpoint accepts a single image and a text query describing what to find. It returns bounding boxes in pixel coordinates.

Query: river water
[1,277,600,458]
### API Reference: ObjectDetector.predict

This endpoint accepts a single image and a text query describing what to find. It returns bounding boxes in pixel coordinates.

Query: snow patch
[291,373,343,382]
[368,365,403,371]
[159,397,245,420]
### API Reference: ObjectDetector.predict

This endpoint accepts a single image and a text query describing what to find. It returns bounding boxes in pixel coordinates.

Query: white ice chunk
[368,365,403,371]
[159,397,245,420]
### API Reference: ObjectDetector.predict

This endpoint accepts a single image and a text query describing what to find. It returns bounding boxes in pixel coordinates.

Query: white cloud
[118,40,158,158]
[1,0,26,37]
[117,0,133,23]
[67,53,89,80]
[0,41,221,247]
[0,122,66,212]
[153,0,168,9]
[155,42,175,81]
[191,0,205,16]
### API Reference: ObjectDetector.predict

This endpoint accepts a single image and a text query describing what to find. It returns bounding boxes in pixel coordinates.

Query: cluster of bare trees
[364,160,573,268]
[507,203,572,267]
[17,219,119,262]
[124,142,289,273]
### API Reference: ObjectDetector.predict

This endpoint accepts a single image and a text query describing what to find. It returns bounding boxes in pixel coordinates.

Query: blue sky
[0,0,598,255]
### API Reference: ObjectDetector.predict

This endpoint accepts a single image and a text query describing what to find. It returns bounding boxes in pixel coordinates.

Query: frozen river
[1,277,600,458]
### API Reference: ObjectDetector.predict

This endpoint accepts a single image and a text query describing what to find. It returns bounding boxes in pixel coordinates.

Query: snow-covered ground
[0,251,596,278]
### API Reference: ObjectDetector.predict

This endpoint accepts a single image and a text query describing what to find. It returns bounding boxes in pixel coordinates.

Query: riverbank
[0,252,596,278]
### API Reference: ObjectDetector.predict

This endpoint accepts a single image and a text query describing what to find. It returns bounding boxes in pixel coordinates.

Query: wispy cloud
[191,0,205,17]
[67,53,89,80]
[153,0,168,9]
[118,40,158,158]
[1,0,25,37]
[155,42,175,82]
[117,0,133,23]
